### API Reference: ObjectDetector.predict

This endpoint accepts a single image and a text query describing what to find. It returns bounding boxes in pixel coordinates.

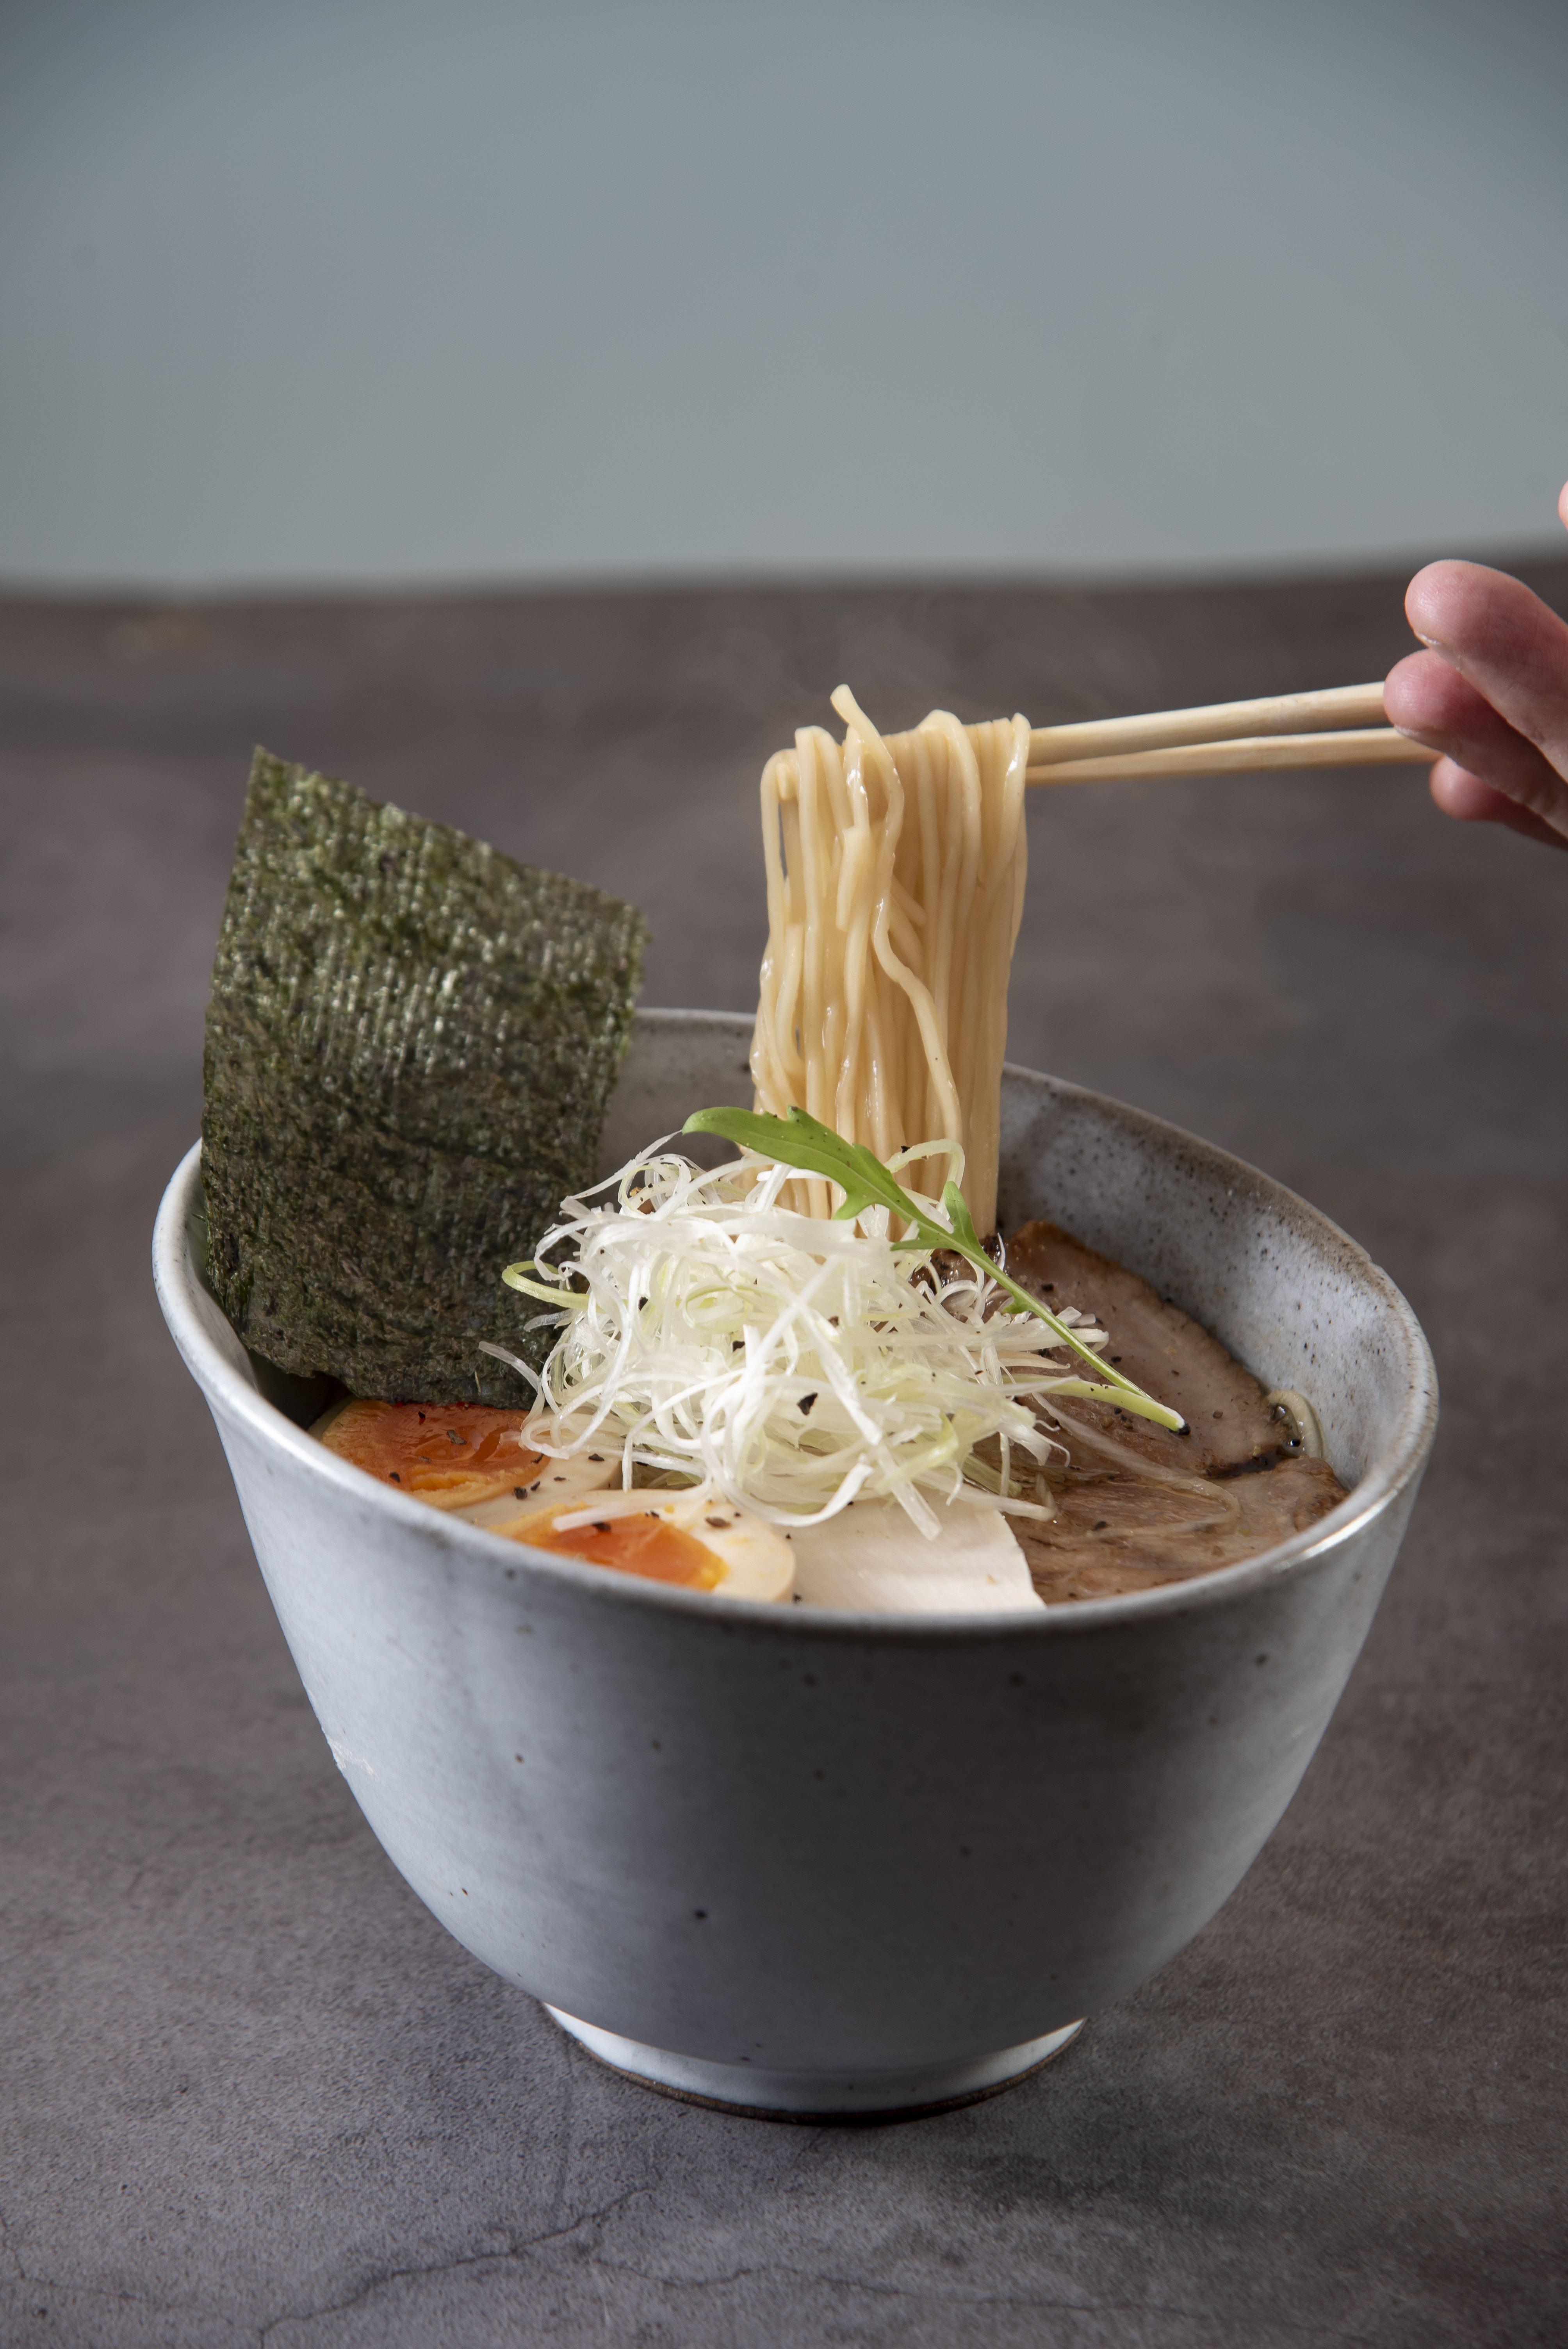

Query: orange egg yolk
[537,1512,723,1590]
[321,1399,544,1508]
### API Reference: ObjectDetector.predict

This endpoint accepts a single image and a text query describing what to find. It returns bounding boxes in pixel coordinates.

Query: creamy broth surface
[1002,1220,1345,1601]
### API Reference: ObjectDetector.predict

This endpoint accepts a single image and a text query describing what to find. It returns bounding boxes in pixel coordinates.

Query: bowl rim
[153,1030,1438,1641]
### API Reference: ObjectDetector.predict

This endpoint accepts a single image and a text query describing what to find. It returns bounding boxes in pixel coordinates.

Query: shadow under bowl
[153,1011,1437,2119]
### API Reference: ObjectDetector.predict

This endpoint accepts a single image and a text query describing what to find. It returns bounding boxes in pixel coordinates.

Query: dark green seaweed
[202,750,649,1403]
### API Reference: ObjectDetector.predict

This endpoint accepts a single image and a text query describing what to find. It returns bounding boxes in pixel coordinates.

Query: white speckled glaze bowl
[153,1011,1437,2120]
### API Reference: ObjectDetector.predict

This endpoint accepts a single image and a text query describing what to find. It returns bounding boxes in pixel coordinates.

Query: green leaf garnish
[683,1105,1187,1434]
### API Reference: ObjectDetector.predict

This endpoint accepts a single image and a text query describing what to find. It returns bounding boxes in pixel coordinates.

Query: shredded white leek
[483,1142,1117,1540]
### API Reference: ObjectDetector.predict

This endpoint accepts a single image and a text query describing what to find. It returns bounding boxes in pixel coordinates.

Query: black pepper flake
[513,1486,526,1499]
[798,1392,817,1415]
[706,1516,728,1530]
[389,1471,402,1483]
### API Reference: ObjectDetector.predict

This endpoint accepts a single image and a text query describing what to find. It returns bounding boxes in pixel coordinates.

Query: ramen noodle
[750,686,1029,1235]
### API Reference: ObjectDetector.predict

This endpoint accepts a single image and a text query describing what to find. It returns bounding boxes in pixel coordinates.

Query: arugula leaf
[683,1104,1187,1434]
[682,1104,907,1224]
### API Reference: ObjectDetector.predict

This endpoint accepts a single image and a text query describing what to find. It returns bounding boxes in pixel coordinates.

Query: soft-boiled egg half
[484,1485,795,1602]
[311,1399,615,1520]
[311,1403,789,1600]
[787,1493,1044,1613]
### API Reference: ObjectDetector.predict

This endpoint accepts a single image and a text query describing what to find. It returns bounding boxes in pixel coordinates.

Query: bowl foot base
[544,2008,1084,2121]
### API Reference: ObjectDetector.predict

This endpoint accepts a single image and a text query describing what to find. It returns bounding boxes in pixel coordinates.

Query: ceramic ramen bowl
[153,1010,1437,2119]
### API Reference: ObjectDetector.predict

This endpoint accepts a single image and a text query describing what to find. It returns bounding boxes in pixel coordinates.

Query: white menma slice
[478,1485,796,1604]
[787,1493,1045,1614]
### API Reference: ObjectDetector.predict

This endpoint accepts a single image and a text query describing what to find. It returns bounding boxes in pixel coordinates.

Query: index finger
[1404,560,1568,775]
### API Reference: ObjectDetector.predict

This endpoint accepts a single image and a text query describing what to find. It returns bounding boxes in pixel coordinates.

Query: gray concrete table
[3,572,1565,2347]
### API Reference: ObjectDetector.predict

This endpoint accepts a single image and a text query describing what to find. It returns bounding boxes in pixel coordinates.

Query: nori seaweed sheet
[202,750,649,1403]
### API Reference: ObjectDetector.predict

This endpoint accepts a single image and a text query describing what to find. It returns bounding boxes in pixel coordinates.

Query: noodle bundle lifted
[750,686,1029,1235]
[202,750,648,1403]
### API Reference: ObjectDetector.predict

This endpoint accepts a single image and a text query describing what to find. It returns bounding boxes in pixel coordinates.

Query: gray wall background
[2,0,1565,589]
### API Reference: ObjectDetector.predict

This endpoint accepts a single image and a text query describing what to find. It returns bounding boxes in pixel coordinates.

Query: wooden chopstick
[1026,727,1431,788]
[1028,680,1390,767]
[1021,679,1433,785]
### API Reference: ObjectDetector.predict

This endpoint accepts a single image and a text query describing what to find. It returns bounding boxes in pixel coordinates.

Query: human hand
[1383,481,1568,852]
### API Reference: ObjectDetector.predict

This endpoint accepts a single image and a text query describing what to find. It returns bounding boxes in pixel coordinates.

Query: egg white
[457,1446,615,1527]
[483,1484,796,1603]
